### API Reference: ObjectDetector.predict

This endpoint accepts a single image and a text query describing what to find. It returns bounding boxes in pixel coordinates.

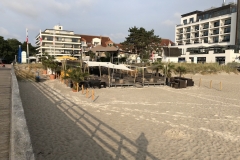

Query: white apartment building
[175,1,240,64]
[35,25,82,57]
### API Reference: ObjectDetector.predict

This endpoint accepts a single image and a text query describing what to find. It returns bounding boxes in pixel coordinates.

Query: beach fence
[193,77,223,91]
[81,85,97,101]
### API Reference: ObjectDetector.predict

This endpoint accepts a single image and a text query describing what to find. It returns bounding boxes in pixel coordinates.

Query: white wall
[92,38,101,46]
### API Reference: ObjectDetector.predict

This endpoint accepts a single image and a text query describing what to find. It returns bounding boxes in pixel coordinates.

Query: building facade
[35,25,82,57]
[175,1,240,64]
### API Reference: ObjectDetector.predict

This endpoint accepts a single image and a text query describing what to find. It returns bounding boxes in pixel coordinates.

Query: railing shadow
[19,76,159,159]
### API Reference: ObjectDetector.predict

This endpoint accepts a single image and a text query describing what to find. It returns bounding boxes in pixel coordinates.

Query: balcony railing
[224,30,230,33]
[224,22,231,25]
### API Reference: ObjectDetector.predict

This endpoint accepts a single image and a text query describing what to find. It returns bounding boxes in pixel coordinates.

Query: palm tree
[165,63,175,78]
[67,68,89,91]
[151,60,164,77]
[175,66,187,77]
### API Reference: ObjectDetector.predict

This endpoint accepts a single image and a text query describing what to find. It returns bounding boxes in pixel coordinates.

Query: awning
[90,45,119,53]
[55,56,78,61]
[84,61,132,71]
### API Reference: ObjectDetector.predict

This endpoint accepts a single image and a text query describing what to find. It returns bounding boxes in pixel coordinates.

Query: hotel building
[175,0,240,64]
[35,25,82,57]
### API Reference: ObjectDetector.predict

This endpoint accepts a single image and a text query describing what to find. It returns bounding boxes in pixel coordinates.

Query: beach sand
[19,73,240,159]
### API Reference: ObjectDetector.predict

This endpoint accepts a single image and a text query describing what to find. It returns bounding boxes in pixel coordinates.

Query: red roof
[80,35,113,47]
[160,39,174,46]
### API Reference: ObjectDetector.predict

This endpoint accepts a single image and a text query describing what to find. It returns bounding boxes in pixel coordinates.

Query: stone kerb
[10,66,35,160]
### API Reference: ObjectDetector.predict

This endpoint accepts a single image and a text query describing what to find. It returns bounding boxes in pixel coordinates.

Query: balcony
[212,32,219,35]
[224,30,231,33]
[224,21,231,25]
[221,39,230,42]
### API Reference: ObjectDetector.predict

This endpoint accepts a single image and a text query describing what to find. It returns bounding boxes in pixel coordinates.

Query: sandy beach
[19,73,240,159]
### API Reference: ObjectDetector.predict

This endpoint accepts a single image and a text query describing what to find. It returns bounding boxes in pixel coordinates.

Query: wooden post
[210,80,212,89]
[142,67,144,86]
[77,83,79,92]
[134,68,137,84]
[92,90,94,101]
[82,85,84,94]
[220,81,222,91]
[108,66,110,87]
[199,78,201,87]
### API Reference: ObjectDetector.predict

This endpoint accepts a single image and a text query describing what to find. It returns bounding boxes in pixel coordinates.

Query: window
[183,19,187,25]
[216,57,225,65]
[197,57,206,63]
[213,36,219,43]
[72,38,78,42]
[203,23,209,29]
[195,25,199,30]
[225,19,231,25]
[203,31,208,36]
[223,35,230,42]
[224,27,231,33]
[94,42,99,46]
[214,21,219,27]
[213,29,219,35]
[204,38,208,43]
[189,18,194,23]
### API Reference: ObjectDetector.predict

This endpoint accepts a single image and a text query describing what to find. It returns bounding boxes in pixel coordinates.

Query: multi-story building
[35,25,82,57]
[175,1,240,64]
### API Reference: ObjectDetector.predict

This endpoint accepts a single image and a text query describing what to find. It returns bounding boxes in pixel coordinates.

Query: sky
[0,0,237,46]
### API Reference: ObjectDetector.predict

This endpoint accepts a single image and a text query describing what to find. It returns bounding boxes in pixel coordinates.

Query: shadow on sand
[19,80,159,160]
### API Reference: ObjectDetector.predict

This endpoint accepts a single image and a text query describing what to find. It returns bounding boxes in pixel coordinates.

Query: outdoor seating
[79,81,90,89]
[89,79,101,89]
[174,77,194,86]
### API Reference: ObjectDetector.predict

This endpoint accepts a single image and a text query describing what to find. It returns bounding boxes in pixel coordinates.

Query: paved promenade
[0,65,11,160]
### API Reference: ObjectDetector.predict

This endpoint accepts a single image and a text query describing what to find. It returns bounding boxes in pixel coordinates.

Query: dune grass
[169,62,239,75]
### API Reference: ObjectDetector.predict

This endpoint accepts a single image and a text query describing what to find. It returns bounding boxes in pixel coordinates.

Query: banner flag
[40,30,42,46]
[26,28,28,44]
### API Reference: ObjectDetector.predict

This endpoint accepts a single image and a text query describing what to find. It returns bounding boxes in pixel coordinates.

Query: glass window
[183,19,187,25]
[189,18,194,23]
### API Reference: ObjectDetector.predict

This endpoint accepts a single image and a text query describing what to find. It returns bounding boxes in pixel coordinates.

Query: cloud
[174,12,181,18]
[107,33,127,43]
[0,0,40,18]
[0,27,20,39]
[46,0,72,16]
[162,20,175,26]
[162,12,182,26]
[0,0,81,18]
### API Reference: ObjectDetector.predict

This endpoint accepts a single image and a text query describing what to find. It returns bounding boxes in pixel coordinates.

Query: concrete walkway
[0,66,11,159]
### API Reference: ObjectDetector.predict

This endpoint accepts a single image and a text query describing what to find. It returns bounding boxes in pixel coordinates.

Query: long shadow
[19,78,160,159]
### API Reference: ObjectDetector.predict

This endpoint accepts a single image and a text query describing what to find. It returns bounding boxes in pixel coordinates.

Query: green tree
[151,60,164,76]
[175,66,187,77]
[7,38,22,61]
[0,36,11,60]
[122,26,161,61]
[165,63,175,78]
